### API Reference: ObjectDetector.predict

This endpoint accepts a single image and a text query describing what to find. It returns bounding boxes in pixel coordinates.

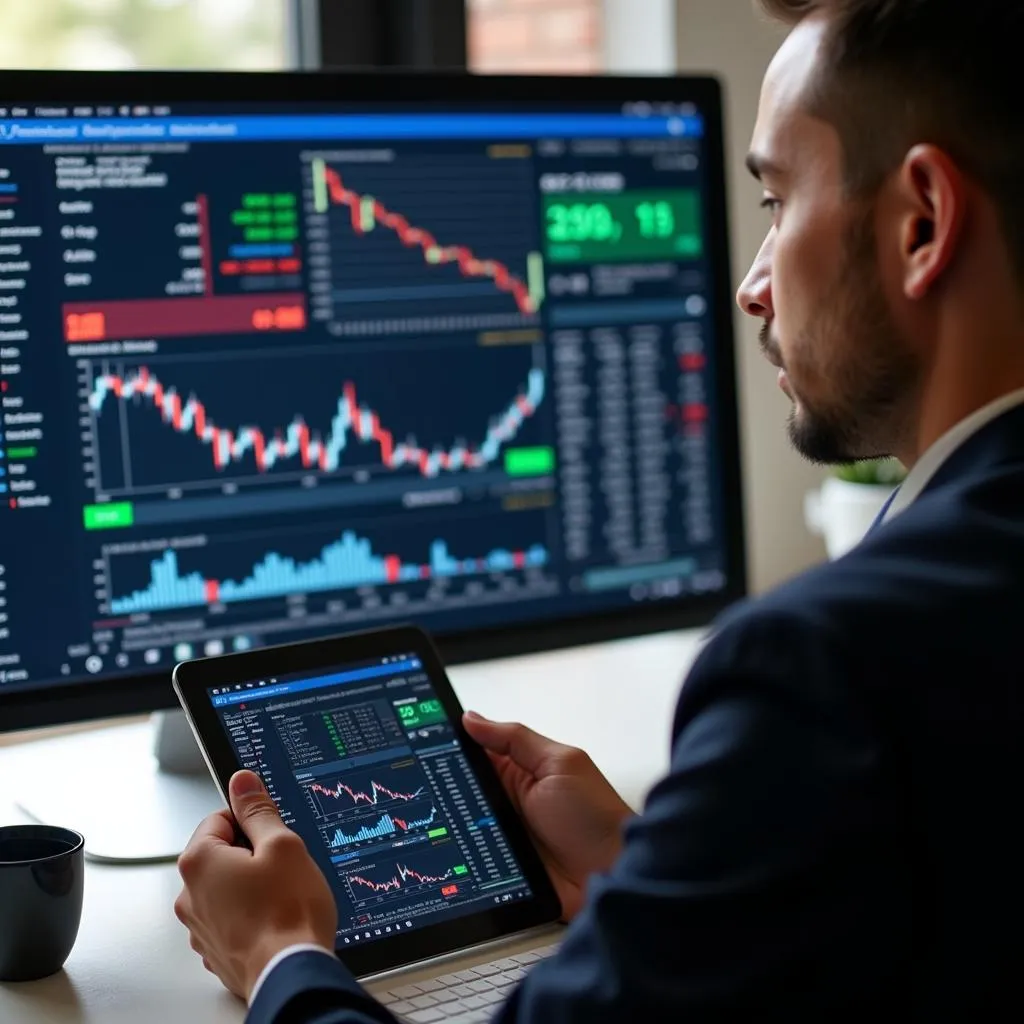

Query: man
[175,1,1024,1018]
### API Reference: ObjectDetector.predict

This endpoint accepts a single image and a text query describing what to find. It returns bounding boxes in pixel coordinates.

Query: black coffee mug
[0,825,85,983]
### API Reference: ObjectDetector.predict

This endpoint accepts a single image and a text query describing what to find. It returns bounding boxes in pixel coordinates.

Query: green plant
[833,457,907,486]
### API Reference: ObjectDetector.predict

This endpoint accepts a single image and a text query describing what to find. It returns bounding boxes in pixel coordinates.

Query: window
[0,0,290,70]
[468,0,605,73]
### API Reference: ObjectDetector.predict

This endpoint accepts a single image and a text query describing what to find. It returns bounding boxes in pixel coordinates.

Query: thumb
[463,712,564,776]
[229,770,286,847]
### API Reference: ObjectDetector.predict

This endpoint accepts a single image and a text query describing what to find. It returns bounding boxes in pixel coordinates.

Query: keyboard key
[512,952,541,965]
[443,1017,480,1024]
[437,973,464,987]
[490,973,517,988]
[390,985,425,1000]
[377,992,399,1005]
[467,979,495,993]
[458,995,488,1010]
[479,989,506,1005]
[451,984,478,999]
[415,979,444,993]
[536,945,559,957]
[407,1009,446,1023]
[507,968,528,982]
[426,988,459,1004]
[453,970,481,983]
[469,963,501,977]
[409,995,439,1009]
[491,958,521,971]
[389,1001,418,1016]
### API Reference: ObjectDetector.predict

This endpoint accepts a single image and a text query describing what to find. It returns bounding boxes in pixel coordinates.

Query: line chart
[343,855,469,904]
[315,163,538,315]
[311,776,426,810]
[87,356,546,487]
[349,862,453,894]
[305,151,544,329]
[305,762,432,821]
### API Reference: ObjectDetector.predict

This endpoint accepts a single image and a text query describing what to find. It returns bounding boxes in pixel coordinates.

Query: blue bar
[0,113,703,146]
[0,450,5,459]
[229,243,294,258]
[583,558,697,592]
[210,657,422,707]
[549,298,695,328]
[0,184,17,193]
[0,484,7,494]
[0,466,5,476]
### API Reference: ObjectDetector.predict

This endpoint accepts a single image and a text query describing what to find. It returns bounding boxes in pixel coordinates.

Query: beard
[777,213,919,465]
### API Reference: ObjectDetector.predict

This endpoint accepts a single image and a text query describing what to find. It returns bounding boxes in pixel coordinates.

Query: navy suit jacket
[248,405,1024,1024]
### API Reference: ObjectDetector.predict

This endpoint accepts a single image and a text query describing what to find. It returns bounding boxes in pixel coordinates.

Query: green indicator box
[5,447,37,460]
[274,227,299,242]
[232,211,255,226]
[453,865,469,876]
[83,502,134,531]
[544,189,703,264]
[245,228,275,242]
[395,698,447,730]
[428,828,449,839]
[243,194,271,208]
[505,446,555,477]
[272,193,297,208]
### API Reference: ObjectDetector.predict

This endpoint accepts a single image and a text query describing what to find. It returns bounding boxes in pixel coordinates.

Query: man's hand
[463,712,632,921]
[175,770,337,1002]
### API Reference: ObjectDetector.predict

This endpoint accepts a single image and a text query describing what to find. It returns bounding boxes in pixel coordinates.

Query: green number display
[394,699,447,729]
[543,189,702,263]
[635,200,675,239]
[545,202,624,244]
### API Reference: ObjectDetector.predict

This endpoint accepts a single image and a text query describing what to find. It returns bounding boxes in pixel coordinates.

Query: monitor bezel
[0,69,747,733]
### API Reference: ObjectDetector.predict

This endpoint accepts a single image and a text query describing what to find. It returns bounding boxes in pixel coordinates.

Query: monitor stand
[13,711,222,865]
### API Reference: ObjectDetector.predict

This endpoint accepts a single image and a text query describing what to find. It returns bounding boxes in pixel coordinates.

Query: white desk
[0,631,702,1024]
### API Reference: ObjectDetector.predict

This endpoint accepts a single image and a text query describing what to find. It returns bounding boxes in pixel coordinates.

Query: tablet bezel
[172,624,563,978]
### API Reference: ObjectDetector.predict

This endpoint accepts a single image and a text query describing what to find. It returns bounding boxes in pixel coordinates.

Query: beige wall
[676,0,827,592]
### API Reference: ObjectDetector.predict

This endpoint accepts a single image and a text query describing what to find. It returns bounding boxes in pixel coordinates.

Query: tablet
[172,625,561,978]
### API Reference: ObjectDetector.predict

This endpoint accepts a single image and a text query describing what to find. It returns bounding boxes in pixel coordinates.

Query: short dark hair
[756,0,1024,275]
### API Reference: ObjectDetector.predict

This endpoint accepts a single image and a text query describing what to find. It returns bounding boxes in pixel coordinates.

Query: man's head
[737,1,1024,465]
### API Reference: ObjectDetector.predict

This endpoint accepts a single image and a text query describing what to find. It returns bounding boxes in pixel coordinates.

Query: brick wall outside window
[468,0,604,73]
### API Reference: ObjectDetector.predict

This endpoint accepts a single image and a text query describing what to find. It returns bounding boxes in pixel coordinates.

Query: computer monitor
[0,71,744,856]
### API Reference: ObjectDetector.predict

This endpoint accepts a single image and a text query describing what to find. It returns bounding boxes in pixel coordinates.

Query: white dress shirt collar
[884,388,1024,523]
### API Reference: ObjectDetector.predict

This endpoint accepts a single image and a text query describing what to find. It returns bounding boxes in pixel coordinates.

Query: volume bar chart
[325,805,441,849]
[109,531,550,614]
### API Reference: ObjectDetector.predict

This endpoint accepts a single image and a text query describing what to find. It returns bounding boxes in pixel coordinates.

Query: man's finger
[228,770,288,848]
[184,809,236,854]
[463,712,571,776]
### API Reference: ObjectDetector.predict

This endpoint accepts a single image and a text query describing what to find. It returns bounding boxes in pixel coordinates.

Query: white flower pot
[804,478,895,560]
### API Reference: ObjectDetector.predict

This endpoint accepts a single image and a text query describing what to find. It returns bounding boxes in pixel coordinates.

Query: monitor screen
[0,74,744,723]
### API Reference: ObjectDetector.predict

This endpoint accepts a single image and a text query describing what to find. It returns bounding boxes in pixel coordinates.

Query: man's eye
[760,197,781,213]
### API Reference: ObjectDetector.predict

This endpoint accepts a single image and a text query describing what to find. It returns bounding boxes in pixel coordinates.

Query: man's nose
[737,234,773,319]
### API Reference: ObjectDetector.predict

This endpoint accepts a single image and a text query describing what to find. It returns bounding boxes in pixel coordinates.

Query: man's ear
[897,144,967,301]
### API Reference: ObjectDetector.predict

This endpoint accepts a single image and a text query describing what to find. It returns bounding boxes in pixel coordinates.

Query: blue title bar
[0,113,703,146]
[210,657,422,707]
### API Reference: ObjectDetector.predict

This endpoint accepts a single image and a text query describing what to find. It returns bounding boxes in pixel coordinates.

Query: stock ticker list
[214,659,530,940]
[0,107,729,690]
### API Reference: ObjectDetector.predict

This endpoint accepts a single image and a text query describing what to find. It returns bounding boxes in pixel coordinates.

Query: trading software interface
[208,655,532,944]
[0,99,730,693]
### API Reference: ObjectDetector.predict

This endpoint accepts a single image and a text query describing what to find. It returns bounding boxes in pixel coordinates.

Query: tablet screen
[205,653,534,949]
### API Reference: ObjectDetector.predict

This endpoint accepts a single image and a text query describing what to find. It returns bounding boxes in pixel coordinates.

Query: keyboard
[376,944,558,1023]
